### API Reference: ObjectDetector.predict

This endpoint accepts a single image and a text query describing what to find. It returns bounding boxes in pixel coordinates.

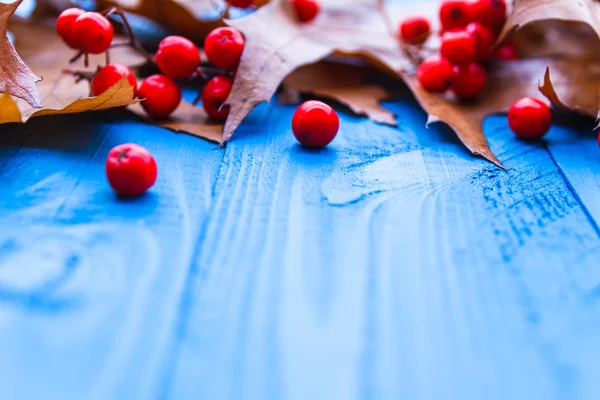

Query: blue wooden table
[1,83,599,399]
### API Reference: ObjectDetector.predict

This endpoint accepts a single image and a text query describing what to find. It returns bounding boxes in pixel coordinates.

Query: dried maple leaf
[223,0,406,142]
[281,61,396,126]
[0,78,137,124]
[0,0,41,108]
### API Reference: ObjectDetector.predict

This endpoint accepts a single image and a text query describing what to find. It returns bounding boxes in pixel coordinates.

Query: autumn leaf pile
[2,0,600,167]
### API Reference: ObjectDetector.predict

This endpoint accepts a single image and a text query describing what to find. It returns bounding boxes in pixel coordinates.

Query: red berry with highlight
[441,29,477,65]
[399,16,431,45]
[56,8,85,49]
[202,76,233,121]
[292,100,339,148]
[91,64,137,96]
[291,0,320,23]
[204,27,245,71]
[439,0,473,31]
[417,55,454,93]
[470,0,507,31]
[493,42,519,60]
[106,144,157,197]
[227,0,253,7]
[466,22,496,62]
[155,36,201,80]
[72,12,113,54]
[508,97,552,140]
[138,74,181,118]
[451,63,487,100]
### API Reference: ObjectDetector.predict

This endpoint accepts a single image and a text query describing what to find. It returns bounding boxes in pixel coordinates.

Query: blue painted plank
[0,112,224,399]
[166,94,600,400]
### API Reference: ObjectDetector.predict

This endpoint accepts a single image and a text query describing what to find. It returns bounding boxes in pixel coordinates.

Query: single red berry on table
[91,64,137,96]
[399,16,431,45]
[493,42,519,60]
[138,74,182,118]
[439,0,473,31]
[508,97,552,140]
[56,8,85,49]
[204,27,245,71]
[470,0,507,32]
[292,100,339,148]
[291,0,320,23]
[202,76,233,121]
[106,143,157,197]
[417,55,454,93]
[441,29,477,65]
[155,36,201,80]
[451,62,487,100]
[72,12,113,54]
[227,0,254,7]
[466,22,496,62]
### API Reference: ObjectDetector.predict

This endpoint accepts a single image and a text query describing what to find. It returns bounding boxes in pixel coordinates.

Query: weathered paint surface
[0,88,599,399]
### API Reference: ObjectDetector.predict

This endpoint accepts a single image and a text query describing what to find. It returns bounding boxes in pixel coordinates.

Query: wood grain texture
[165,93,600,399]
[0,111,224,399]
[0,94,599,399]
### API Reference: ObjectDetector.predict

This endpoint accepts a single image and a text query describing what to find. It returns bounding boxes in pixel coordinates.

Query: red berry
[138,74,181,118]
[204,27,245,71]
[508,97,552,140]
[441,29,477,65]
[202,76,233,121]
[106,143,157,197]
[439,0,473,31]
[470,0,507,31]
[155,36,201,80]
[91,64,137,96]
[493,42,519,60]
[417,55,454,93]
[291,0,320,23]
[56,8,85,49]
[399,16,431,45]
[451,63,487,100]
[72,12,113,54]
[466,22,496,62]
[227,0,254,7]
[292,100,339,148]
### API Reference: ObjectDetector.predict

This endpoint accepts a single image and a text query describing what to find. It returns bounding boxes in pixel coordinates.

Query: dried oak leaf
[0,0,41,108]
[223,0,407,143]
[0,78,137,124]
[281,61,396,126]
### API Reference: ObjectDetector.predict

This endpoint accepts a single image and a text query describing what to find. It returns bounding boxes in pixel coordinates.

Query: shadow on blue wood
[0,85,599,400]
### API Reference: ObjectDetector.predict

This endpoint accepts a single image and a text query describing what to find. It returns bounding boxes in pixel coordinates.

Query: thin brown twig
[103,7,155,64]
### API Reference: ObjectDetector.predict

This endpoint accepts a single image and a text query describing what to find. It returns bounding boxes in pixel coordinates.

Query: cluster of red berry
[56,7,246,122]
[404,0,552,140]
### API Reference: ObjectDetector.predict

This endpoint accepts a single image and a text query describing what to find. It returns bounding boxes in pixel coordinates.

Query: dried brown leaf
[129,100,223,143]
[539,61,600,119]
[403,59,564,168]
[0,0,41,108]
[0,78,137,124]
[501,0,600,44]
[282,61,396,126]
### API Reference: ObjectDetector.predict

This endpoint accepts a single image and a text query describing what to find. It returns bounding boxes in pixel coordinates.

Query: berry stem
[103,7,155,64]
